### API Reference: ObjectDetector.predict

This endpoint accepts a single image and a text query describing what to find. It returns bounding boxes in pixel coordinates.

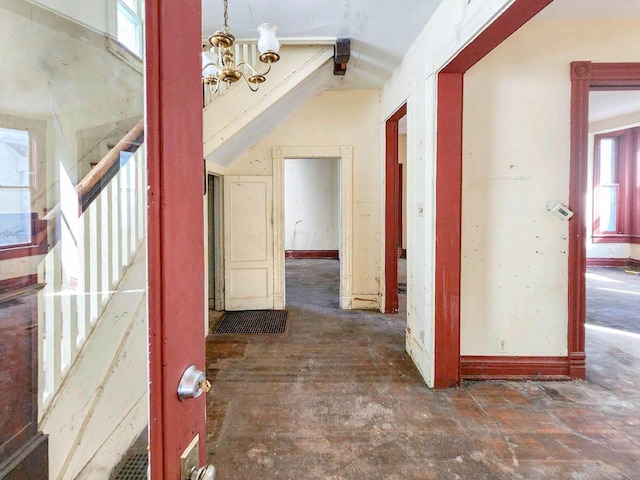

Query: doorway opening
[272,146,354,310]
[583,88,640,379]
[284,157,341,308]
[384,103,407,313]
[207,174,224,313]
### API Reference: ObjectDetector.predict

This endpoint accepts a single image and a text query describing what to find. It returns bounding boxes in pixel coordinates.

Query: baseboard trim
[460,355,571,381]
[285,250,339,259]
[586,258,630,267]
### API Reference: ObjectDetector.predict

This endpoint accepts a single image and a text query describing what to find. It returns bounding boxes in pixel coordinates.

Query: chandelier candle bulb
[257,23,280,62]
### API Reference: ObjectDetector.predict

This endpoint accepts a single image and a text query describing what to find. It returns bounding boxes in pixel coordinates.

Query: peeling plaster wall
[228,89,382,300]
[461,19,640,356]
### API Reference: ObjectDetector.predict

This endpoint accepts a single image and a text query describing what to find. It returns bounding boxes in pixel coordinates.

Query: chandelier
[202,0,281,94]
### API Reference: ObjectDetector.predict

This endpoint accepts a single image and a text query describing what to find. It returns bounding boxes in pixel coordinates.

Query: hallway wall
[227,89,382,303]
[461,18,640,356]
[284,158,340,251]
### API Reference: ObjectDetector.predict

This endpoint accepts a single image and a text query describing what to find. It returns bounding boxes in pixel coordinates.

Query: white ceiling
[589,90,640,123]
[202,0,445,88]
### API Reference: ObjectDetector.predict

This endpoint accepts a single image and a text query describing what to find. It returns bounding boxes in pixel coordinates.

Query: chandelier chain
[223,0,229,28]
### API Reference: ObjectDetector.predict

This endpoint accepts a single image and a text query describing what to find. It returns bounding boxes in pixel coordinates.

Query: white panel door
[224,176,274,310]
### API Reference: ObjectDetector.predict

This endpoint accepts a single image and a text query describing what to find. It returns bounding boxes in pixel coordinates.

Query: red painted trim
[569,62,640,382]
[434,0,555,388]
[434,73,463,388]
[586,258,630,267]
[460,356,570,381]
[442,1,554,74]
[384,103,406,314]
[146,0,205,477]
[285,250,339,259]
[397,163,403,253]
[592,235,633,244]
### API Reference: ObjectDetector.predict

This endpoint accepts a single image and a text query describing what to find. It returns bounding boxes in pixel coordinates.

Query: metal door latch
[177,365,212,401]
[180,435,216,480]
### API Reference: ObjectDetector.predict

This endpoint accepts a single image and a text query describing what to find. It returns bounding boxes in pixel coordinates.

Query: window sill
[107,36,143,74]
[0,243,48,261]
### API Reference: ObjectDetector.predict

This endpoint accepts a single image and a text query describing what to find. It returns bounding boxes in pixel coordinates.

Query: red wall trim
[586,258,631,267]
[568,61,640,381]
[461,356,571,381]
[285,250,339,259]
[434,73,463,388]
[442,1,554,74]
[434,0,555,388]
[385,103,406,314]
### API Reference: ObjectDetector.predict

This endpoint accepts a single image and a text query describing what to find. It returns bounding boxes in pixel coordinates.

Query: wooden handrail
[76,119,144,199]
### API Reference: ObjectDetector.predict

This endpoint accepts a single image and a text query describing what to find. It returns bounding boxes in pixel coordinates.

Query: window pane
[599,138,616,184]
[0,127,30,187]
[0,188,31,246]
[120,0,138,13]
[599,185,617,232]
[117,3,142,56]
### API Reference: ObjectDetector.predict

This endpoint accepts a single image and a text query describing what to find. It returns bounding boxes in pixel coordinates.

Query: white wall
[632,244,640,261]
[586,110,640,259]
[460,18,640,357]
[284,158,340,251]
[228,89,382,300]
[29,0,111,35]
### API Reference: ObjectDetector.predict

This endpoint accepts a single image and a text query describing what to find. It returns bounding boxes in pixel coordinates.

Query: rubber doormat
[111,453,148,480]
[214,310,288,334]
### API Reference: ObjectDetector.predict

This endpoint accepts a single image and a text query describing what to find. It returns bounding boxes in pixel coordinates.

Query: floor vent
[111,453,148,480]
[215,310,288,335]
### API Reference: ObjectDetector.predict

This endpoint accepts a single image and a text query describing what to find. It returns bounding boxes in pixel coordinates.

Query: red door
[145,1,208,478]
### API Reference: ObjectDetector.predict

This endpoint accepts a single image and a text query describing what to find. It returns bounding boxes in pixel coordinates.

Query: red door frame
[567,61,640,380]
[146,0,206,478]
[433,0,554,388]
[385,103,407,313]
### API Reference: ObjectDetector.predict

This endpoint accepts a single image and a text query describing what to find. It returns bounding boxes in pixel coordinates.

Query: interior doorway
[207,174,224,312]
[384,103,407,313]
[584,88,640,375]
[283,157,341,308]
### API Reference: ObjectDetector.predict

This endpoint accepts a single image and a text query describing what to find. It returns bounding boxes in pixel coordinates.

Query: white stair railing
[39,139,146,414]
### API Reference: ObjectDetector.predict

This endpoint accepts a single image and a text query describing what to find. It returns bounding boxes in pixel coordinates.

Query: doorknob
[177,365,211,401]
[189,465,216,480]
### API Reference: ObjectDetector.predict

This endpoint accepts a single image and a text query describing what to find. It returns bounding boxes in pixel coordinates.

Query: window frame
[0,115,47,260]
[115,0,144,58]
[592,126,639,244]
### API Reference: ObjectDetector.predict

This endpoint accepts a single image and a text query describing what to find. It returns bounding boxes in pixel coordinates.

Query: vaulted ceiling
[201,0,446,88]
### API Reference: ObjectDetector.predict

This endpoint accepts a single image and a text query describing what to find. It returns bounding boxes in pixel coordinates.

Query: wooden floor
[205,260,640,479]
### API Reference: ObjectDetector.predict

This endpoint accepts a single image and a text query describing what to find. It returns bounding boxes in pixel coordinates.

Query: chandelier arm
[241,73,260,92]
[237,61,272,78]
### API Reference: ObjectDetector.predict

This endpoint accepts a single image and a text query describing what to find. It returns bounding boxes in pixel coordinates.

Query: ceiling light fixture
[202,0,280,94]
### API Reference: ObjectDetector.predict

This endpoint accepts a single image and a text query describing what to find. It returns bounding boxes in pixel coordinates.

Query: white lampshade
[257,23,279,53]
[202,50,219,77]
